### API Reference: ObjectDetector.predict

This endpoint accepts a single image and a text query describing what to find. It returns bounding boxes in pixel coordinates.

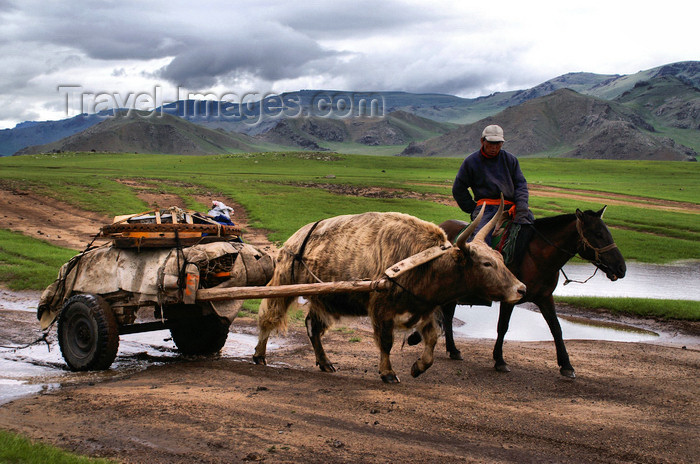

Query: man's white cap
[482,124,505,142]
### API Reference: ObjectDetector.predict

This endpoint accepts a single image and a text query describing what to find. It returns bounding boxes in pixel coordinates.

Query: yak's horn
[455,205,485,252]
[473,193,504,242]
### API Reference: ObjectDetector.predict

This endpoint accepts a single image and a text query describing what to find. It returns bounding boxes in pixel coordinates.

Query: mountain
[401,88,697,161]
[615,75,700,129]
[157,91,469,134]
[14,111,285,156]
[0,112,115,156]
[453,61,700,123]
[3,61,698,159]
[257,110,455,149]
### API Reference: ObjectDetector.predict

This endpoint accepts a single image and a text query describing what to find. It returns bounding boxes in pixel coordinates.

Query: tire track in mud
[0,182,278,256]
[409,182,699,214]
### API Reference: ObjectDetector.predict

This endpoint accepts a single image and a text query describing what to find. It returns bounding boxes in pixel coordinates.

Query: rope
[561,266,599,286]
[0,332,51,352]
[385,276,433,306]
[283,248,324,284]
[40,231,105,335]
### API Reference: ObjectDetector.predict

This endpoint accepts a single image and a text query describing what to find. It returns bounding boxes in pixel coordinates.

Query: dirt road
[0,184,699,463]
[1,315,698,464]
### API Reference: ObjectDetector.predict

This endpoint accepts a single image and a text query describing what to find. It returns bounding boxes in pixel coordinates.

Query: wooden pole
[196,278,391,302]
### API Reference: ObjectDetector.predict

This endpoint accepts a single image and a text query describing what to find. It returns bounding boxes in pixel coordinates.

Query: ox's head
[453,198,526,304]
[575,206,626,281]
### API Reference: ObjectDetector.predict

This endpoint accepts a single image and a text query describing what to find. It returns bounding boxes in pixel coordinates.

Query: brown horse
[437,207,626,378]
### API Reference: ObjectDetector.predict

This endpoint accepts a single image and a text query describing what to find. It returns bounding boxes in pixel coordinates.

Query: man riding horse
[415,124,627,378]
[452,124,533,265]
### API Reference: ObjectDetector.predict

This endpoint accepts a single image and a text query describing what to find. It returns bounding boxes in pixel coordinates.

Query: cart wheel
[169,313,230,355]
[58,294,119,371]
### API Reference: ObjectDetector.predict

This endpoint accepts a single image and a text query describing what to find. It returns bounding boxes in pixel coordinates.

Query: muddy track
[0,317,698,464]
[528,185,700,213]
[408,182,699,214]
[0,183,278,256]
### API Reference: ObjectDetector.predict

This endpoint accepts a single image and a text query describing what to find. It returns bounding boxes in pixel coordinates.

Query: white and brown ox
[253,202,526,383]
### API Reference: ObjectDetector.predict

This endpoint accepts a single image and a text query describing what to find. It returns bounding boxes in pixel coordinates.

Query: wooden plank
[196,279,391,302]
[384,244,452,279]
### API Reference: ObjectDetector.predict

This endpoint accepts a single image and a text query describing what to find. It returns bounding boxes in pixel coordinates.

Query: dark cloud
[5,3,185,60]
[156,27,339,87]
[1,1,447,89]
[277,1,446,38]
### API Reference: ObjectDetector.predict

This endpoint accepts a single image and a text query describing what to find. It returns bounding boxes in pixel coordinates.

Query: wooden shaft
[196,279,391,302]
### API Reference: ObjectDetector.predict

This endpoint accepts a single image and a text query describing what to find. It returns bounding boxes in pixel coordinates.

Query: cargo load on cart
[37,205,275,371]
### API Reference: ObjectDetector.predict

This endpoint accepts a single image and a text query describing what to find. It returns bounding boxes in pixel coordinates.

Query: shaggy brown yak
[253,202,526,383]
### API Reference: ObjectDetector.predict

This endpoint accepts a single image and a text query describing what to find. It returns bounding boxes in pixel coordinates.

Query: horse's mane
[533,213,576,232]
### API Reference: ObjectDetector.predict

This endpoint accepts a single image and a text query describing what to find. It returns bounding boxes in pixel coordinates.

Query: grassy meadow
[0,429,116,464]
[0,151,698,318]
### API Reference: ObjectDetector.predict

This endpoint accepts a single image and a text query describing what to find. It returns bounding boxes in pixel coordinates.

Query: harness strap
[291,220,322,281]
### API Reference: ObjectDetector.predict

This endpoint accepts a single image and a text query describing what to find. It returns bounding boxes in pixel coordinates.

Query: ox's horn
[473,193,504,242]
[455,205,485,252]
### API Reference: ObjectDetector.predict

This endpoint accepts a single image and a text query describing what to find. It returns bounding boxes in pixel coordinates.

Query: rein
[529,217,618,285]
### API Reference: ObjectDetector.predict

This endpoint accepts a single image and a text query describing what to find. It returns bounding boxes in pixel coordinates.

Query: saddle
[460,214,533,271]
[491,215,518,264]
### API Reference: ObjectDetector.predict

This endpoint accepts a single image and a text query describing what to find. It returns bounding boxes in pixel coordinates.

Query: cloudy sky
[0,0,697,129]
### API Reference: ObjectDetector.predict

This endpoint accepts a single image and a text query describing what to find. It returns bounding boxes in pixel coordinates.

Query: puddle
[0,314,280,405]
[554,261,700,301]
[453,304,661,343]
[2,276,697,406]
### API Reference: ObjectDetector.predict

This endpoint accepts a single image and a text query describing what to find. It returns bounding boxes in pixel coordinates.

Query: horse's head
[575,206,626,281]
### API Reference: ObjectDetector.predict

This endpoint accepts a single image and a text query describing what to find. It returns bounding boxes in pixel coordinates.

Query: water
[2,261,698,403]
[454,261,699,343]
[0,321,280,405]
[554,261,700,301]
[454,305,660,342]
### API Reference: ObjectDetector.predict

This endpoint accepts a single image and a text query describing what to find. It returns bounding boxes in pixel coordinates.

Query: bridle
[529,216,618,284]
[574,217,618,266]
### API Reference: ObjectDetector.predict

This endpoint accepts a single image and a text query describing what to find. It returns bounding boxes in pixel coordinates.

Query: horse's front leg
[493,302,515,372]
[536,295,575,378]
[441,301,463,360]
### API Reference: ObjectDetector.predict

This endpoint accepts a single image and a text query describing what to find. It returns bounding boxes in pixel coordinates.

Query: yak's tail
[257,296,295,334]
[257,265,296,335]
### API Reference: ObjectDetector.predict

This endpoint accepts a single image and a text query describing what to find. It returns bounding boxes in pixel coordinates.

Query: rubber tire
[58,294,119,371]
[169,313,230,355]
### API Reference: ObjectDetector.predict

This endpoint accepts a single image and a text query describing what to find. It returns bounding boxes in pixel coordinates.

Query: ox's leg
[253,296,294,366]
[441,301,463,360]
[493,302,514,372]
[410,317,438,378]
[375,318,399,383]
[536,295,575,378]
[305,309,336,372]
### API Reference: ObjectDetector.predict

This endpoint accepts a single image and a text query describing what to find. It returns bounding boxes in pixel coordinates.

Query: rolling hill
[14,111,285,156]
[401,88,697,161]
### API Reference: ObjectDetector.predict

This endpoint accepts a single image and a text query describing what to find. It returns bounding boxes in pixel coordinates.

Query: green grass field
[556,297,700,321]
[0,429,116,464]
